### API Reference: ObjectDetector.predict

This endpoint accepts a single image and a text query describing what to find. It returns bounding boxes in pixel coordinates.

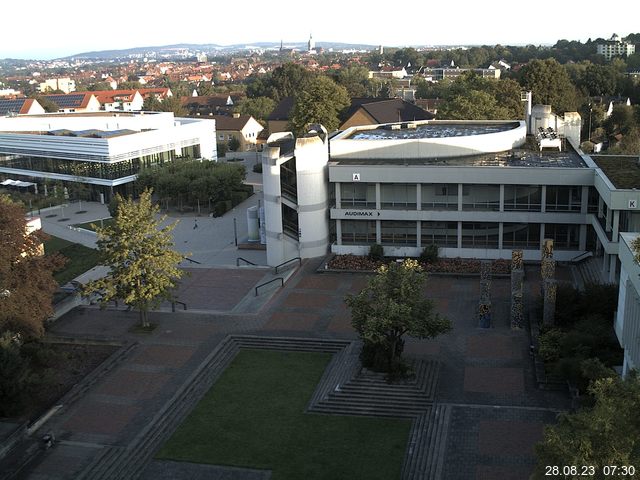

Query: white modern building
[261,110,640,371]
[0,111,217,201]
[597,34,636,60]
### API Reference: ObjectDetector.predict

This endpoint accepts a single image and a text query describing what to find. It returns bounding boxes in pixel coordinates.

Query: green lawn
[74,218,114,232]
[157,349,411,480]
[44,235,100,285]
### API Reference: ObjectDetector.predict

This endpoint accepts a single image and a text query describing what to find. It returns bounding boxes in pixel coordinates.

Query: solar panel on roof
[0,98,27,115]
[45,94,86,109]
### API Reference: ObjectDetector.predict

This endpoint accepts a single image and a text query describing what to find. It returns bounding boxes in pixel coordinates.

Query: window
[341,220,376,245]
[380,184,416,209]
[461,185,499,211]
[381,221,417,245]
[461,223,499,248]
[504,185,541,211]
[546,186,581,212]
[544,224,580,250]
[421,221,458,246]
[341,183,376,209]
[503,223,540,248]
[422,184,457,210]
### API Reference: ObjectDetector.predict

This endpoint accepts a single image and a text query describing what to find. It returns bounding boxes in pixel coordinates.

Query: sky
[2,0,638,60]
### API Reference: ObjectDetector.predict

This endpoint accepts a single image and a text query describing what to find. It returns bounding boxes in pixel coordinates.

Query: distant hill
[64,42,380,59]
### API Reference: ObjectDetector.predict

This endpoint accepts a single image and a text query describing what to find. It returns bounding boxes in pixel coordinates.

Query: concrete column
[376,220,381,244]
[499,184,505,212]
[598,196,604,218]
[609,254,617,283]
[457,221,462,249]
[541,185,547,213]
[336,219,342,245]
[613,210,620,239]
[458,184,463,211]
[579,224,587,250]
[335,183,341,209]
[416,220,422,248]
[539,223,545,251]
[602,253,608,274]
[375,183,381,210]
[416,183,421,211]
[581,186,589,214]
[498,222,504,250]
[606,206,612,232]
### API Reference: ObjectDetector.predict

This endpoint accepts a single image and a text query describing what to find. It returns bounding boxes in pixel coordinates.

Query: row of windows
[0,145,201,180]
[339,183,598,213]
[340,220,581,250]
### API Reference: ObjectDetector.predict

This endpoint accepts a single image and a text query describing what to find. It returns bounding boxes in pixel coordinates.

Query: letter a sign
[352,173,361,182]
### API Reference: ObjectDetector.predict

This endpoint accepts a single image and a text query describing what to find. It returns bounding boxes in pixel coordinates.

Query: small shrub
[231,191,249,206]
[538,328,566,363]
[228,137,241,152]
[212,200,232,217]
[368,243,384,261]
[419,244,439,264]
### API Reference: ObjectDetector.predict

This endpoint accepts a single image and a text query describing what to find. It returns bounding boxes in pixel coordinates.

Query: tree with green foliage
[289,76,350,134]
[228,136,241,152]
[32,95,60,113]
[518,58,580,113]
[532,372,640,479]
[269,63,314,102]
[583,64,621,96]
[436,73,522,120]
[336,65,373,98]
[83,189,185,328]
[0,195,64,338]
[136,160,249,214]
[345,259,451,376]
[235,96,276,126]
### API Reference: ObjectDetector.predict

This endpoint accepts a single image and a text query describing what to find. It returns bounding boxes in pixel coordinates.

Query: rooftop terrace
[346,121,520,140]
[592,155,640,189]
[331,137,587,168]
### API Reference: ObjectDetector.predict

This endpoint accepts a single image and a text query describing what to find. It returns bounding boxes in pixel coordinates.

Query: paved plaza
[7,253,570,480]
[5,177,571,480]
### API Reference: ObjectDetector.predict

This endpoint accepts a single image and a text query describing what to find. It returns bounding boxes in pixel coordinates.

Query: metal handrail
[570,251,593,263]
[171,301,187,312]
[255,277,284,296]
[236,257,257,266]
[183,257,202,264]
[274,257,301,274]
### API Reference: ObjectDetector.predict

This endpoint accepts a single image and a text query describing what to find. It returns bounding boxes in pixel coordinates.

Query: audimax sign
[344,211,381,217]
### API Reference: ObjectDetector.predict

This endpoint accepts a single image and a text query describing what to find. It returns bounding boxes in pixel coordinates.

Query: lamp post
[588,105,593,143]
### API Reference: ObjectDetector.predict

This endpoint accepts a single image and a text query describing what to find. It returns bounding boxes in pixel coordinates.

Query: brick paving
[19,262,573,480]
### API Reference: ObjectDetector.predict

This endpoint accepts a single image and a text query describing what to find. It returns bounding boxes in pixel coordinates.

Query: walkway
[15,260,569,480]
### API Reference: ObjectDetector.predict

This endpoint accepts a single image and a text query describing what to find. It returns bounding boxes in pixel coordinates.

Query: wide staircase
[78,335,448,480]
[575,256,606,288]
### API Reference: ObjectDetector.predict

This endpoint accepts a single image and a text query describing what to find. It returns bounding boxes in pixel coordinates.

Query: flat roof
[331,141,587,168]
[345,121,520,140]
[592,155,640,189]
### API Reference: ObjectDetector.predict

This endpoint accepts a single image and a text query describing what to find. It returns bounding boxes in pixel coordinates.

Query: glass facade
[341,183,376,209]
[461,222,500,248]
[504,185,541,211]
[503,223,541,248]
[341,220,376,245]
[0,145,200,181]
[421,184,458,210]
[282,203,299,240]
[421,221,458,247]
[545,223,580,249]
[546,186,581,212]
[381,220,416,245]
[280,157,297,202]
[381,184,416,209]
[461,185,500,211]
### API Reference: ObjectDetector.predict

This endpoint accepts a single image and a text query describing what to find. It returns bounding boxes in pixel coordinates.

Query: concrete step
[310,404,421,418]
[402,404,452,480]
